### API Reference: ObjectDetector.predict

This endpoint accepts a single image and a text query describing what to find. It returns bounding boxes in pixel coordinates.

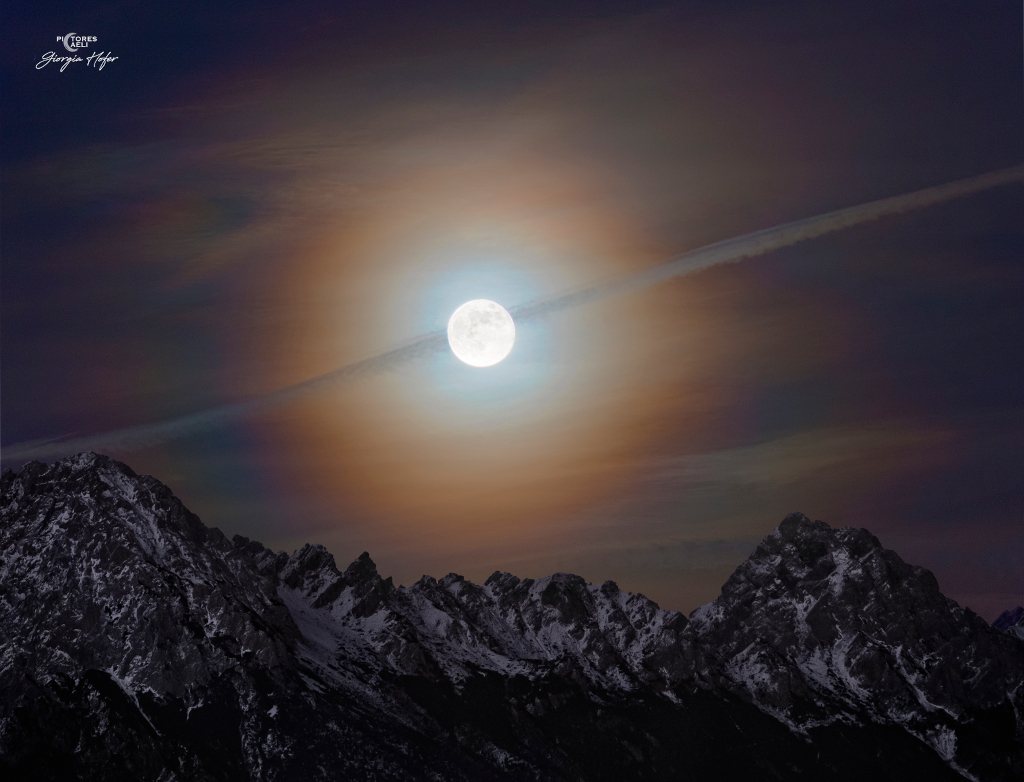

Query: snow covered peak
[1,454,298,704]
[993,606,1024,639]
[685,512,1024,778]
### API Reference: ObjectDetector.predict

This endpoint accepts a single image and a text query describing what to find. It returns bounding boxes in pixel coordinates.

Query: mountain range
[1,453,1022,781]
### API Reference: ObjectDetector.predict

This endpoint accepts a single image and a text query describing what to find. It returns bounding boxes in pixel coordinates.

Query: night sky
[3,1,1022,619]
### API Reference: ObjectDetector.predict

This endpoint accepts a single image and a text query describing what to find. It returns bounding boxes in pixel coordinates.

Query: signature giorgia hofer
[37,51,118,71]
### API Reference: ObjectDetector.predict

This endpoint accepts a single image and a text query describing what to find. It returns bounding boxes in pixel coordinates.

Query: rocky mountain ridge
[2,453,1022,781]
[994,607,1024,640]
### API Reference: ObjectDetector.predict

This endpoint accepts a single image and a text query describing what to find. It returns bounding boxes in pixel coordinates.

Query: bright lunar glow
[447,299,516,367]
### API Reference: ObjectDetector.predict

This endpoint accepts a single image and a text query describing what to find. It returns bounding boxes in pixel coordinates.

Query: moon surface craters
[447,299,516,367]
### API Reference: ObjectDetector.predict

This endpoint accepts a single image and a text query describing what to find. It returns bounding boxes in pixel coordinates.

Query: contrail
[4,164,1022,463]
[509,163,1024,319]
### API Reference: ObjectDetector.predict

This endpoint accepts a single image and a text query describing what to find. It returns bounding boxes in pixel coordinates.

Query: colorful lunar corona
[3,164,1022,461]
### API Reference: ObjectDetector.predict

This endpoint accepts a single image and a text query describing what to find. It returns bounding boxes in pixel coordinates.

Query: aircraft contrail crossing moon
[3,164,1022,463]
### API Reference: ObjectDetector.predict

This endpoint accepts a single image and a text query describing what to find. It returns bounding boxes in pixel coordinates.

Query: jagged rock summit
[994,607,1024,640]
[2,454,1022,781]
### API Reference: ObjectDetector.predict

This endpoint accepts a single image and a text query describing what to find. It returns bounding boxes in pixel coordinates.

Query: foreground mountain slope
[2,453,1021,780]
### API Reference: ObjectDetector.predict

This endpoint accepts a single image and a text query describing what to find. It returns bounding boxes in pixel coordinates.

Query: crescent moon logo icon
[62,33,78,52]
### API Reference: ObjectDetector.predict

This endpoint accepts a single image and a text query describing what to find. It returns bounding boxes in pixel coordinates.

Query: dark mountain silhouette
[2,454,1022,780]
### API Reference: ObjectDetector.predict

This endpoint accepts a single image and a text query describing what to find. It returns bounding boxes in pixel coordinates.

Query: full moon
[447,299,516,367]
